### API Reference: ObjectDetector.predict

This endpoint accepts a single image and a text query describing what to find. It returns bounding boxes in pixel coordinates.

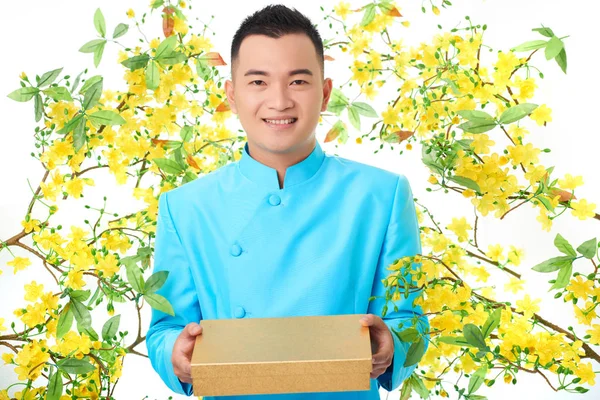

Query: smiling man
[146,4,429,400]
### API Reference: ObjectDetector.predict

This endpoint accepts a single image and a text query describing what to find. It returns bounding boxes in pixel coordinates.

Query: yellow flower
[24,281,44,302]
[0,318,6,331]
[575,362,595,385]
[530,104,552,126]
[334,2,352,20]
[126,9,135,18]
[515,294,541,318]
[486,244,505,262]
[21,218,42,233]
[19,71,27,80]
[427,175,438,185]
[179,0,186,7]
[7,256,31,274]
[571,199,596,220]
[432,5,440,15]
[567,276,594,300]
[355,137,362,144]
[507,245,524,266]
[557,173,584,190]
[447,217,472,242]
[504,277,525,294]
[586,324,600,345]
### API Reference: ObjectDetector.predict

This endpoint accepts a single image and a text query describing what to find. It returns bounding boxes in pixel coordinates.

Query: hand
[359,314,394,379]
[172,322,203,383]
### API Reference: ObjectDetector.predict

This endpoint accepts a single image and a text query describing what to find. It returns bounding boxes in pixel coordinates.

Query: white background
[1,0,599,399]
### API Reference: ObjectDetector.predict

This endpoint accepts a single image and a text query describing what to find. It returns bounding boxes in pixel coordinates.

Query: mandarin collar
[238,140,326,191]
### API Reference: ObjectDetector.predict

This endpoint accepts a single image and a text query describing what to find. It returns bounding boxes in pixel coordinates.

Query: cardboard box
[190,313,373,396]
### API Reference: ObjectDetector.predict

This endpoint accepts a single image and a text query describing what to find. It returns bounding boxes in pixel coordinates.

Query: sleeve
[146,191,202,396]
[369,174,430,392]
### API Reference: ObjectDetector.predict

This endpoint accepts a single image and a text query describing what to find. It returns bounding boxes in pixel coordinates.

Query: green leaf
[112,23,129,39]
[43,86,74,102]
[69,299,92,330]
[351,102,378,118]
[144,293,175,316]
[34,94,43,122]
[481,308,501,338]
[155,35,178,60]
[56,306,73,339]
[545,36,564,60]
[153,158,184,175]
[511,40,547,52]
[158,51,188,66]
[442,77,461,95]
[403,337,425,367]
[88,110,126,126]
[468,367,487,394]
[57,357,96,375]
[410,375,430,399]
[73,115,87,153]
[93,41,106,68]
[123,258,145,293]
[554,233,577,257]
[77,322,98,341]
[57,114,84,134]
[533,26,555,38]
[399,378,413,400]
[347,104,361,130]
[447,175,481,193]
[463,324,486,349]
[7,87,39,102]
[499,103,538,125]
[458,120,497,134]
[94,8,106,37]
[360,3,377,27]
[145,271,169,294]
[421,146,445,175]
[457,109,494,122]
[38,68,63,88]
[79,39,106,53]
[78,76,103,94]
[532,255,574,273]
[327,88,349,115]
[395,327,419,343]
[577,238,597,259]
[555,48,567,73]
[121,54,150,71]
[550,262,573,290]
[145,60,160,90]
[47,368,63,400]
[82,79,103,110]
[183,171,198,183]
[180,125,193,142]
[438,336,476,347]
[101,314,121,341]
[70,290,91,302]
[195,58,212,81]
[151,0,165,9]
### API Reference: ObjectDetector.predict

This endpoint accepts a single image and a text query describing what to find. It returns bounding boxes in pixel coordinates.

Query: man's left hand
[359,314,394,379]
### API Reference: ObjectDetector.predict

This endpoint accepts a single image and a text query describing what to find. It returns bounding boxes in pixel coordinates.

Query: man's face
[225,33,332,156]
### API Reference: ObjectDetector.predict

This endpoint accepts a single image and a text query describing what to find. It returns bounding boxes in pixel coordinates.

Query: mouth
[262,118,298,129]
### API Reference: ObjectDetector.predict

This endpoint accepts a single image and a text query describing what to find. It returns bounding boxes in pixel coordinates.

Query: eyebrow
[243,68,313,77]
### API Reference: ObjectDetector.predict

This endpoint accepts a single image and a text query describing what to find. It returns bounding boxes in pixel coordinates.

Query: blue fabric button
[230,244,242,257]
[268,194,281,206]
[234,306,246,318]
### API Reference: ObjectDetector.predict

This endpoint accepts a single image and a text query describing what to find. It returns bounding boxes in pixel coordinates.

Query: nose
[268,82,294,110]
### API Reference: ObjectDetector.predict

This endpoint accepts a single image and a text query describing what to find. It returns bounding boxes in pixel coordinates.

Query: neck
[247,137,316,189]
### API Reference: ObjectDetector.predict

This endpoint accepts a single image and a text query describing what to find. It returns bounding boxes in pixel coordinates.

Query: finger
[183,322,203,338]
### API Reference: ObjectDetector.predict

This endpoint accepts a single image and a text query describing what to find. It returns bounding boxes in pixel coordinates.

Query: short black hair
[230,4,324,81]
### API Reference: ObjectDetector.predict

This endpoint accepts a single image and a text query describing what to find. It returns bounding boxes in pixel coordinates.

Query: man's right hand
[172,322,203,383]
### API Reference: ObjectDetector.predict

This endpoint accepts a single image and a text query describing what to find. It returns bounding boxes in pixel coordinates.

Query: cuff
[163,329,194,396]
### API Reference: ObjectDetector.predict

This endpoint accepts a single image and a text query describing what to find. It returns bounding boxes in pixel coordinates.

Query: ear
[321,78,333,112]
[225,79,237,114]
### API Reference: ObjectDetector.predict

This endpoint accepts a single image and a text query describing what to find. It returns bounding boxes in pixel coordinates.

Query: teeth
[264,118,296,125]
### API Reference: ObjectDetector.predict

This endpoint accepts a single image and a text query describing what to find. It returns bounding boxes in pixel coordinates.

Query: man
[146,4,429,399]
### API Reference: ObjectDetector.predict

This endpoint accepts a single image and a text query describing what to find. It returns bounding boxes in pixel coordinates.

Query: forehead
[236,33,319,76]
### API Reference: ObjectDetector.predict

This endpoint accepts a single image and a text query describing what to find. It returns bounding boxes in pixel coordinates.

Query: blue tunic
[146,140,430,399]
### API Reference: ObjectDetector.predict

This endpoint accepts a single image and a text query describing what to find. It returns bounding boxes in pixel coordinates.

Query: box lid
[191,313,372,378]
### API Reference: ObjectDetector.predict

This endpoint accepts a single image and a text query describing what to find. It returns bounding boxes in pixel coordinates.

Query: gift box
[190,313,373,396]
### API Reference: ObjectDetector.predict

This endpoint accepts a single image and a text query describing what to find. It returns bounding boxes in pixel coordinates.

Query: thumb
[183,322,203,338]
[178,323,203,354]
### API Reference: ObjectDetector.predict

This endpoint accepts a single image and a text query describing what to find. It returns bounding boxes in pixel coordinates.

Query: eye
[292,80,307,85]
[250,80,264,86]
